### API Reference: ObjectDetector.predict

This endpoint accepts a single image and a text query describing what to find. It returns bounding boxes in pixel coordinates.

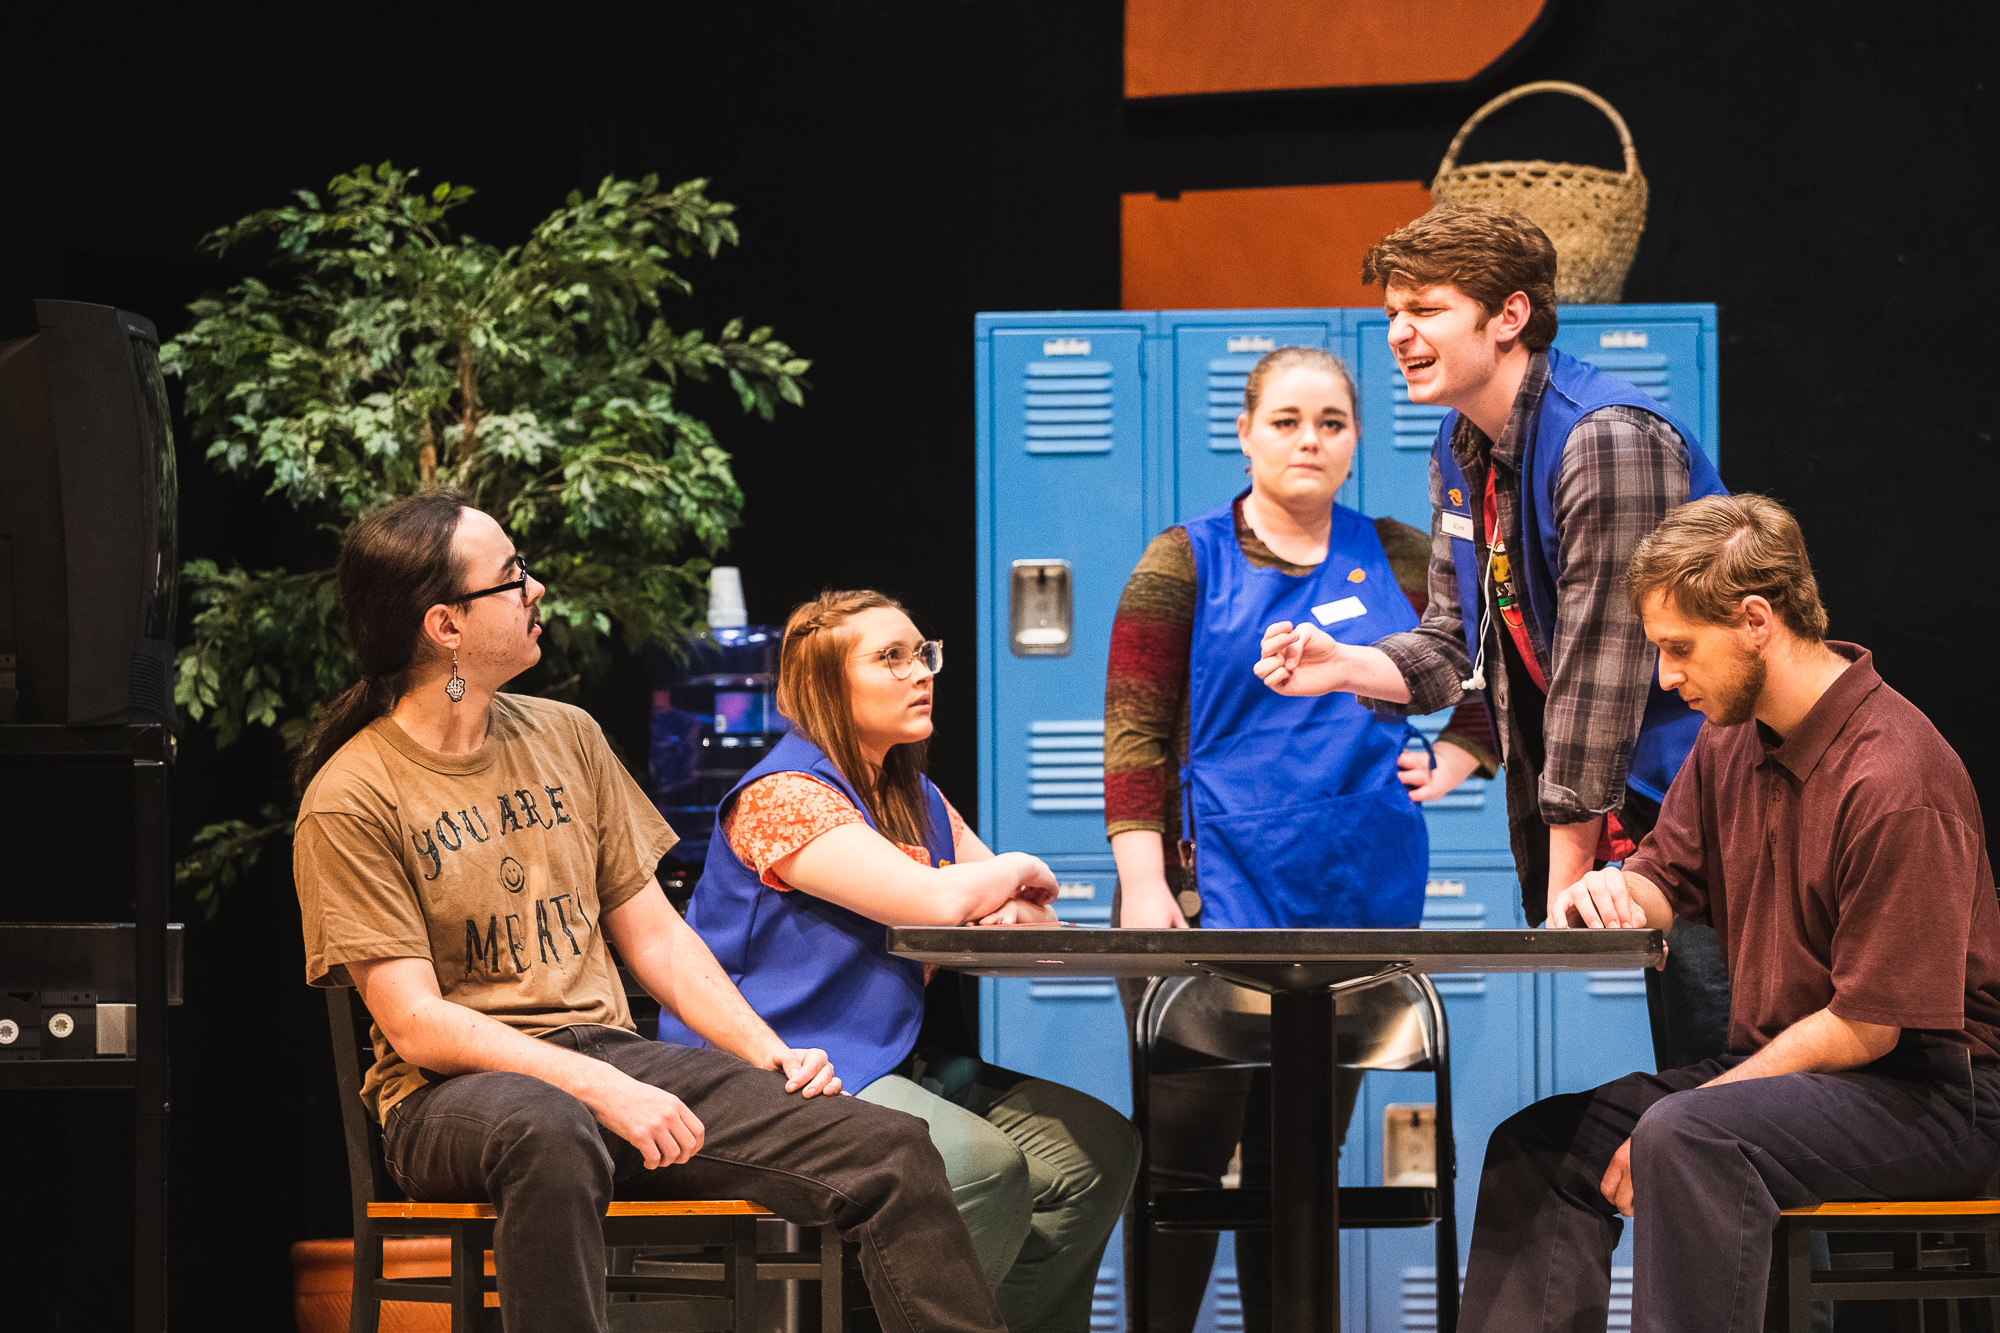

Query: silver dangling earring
[444,650,466,703]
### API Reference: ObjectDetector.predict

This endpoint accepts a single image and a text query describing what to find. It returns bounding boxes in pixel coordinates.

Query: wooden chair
[1127,969,1460,1333]
[327,986,862,1333]
[1769,1201,2000,1332]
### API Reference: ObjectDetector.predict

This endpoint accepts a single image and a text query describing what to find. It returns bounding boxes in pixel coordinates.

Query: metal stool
[1769,1201,2000,1332]
[1128,968,1459,1333]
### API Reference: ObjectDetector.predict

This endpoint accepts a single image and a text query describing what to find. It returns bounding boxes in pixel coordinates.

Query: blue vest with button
[656,730,954,1091]
[1430,347,1728,802]
[1181,494,1429,929]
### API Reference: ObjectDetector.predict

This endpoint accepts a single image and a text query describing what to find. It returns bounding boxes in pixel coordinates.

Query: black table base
[889,925,1662,1333]
[1272,986,1340,1333]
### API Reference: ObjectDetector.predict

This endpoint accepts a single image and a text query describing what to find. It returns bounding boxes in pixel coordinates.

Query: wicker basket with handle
[1430,80,1647,304]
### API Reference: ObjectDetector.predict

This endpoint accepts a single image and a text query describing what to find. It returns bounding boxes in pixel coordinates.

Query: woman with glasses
[1105,346,1497,1333]
[660,589,1140,1333]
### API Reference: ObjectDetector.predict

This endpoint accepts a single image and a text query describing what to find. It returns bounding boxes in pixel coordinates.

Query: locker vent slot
[1421,902,1486,926]
[1587,969,1648,996]
[1581,349,1672,404]
[1428,973,1487,997]
[1208,1268,1243,1333]
[1030,979,1117,1000]
[1397,1266,1467,1331]
[1407,715,1488,808]
[1205,356,1258,451]
[1025,358,1116,454]
[1028,719,1105,811]
[1090,1263,1123,1333]
[1392,370,1450,451]
[1402,1267,1613,1333]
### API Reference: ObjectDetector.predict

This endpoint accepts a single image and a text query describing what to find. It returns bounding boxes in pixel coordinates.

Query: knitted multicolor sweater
[1104,499,1499,845]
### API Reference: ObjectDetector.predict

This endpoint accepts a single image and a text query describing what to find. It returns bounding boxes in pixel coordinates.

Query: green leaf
[161,162,807,911]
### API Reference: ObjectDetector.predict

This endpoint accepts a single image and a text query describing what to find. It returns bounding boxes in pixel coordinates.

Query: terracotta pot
[291,1237,497,1333]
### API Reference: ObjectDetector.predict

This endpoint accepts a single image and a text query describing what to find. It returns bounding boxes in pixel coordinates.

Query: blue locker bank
[971,304,1720,1332]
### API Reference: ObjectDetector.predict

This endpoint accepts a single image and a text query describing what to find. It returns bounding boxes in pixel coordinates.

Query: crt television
[0,299,179,727]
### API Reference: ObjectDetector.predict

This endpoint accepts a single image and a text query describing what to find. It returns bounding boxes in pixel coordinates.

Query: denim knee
[484,1076,616,1192]
[1627,1089,1731,1184]
[1484,1099,1548,1163]
[1630,1090,1701,1151]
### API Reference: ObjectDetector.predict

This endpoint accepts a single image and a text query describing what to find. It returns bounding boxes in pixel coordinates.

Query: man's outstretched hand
[1254,620,1347,696]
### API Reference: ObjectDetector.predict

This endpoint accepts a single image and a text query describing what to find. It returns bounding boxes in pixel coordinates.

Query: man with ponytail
[293,492,1007,1333]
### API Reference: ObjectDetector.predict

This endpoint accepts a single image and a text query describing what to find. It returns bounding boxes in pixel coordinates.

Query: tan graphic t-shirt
[295,693,679,1121]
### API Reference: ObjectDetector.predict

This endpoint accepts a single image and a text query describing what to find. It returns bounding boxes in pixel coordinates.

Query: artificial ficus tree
[164,162,807,909]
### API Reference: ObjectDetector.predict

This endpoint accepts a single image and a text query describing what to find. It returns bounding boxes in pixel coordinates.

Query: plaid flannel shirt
[1370,352,1692,826]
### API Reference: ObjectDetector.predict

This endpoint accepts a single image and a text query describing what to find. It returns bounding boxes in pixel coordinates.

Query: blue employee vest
[656,731,954,1091]
[1430,347,1728,802]
[1180,494,1428,929]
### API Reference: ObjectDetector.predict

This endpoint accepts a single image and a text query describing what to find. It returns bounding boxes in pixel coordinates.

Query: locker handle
[1010,560,1073,657]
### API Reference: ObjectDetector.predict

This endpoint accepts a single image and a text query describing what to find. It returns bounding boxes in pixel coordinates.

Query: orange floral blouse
[721,771,970,891]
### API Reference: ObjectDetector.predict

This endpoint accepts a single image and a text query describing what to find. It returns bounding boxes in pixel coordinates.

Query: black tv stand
[0,725,173,1333]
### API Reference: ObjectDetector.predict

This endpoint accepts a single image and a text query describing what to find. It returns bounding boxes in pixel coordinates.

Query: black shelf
[0,723,173,1333]
[0,723,173,760]
[0,1057,142,1090]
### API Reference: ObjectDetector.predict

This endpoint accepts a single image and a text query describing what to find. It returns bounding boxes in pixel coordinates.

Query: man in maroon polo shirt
[1456,493,2000,1333]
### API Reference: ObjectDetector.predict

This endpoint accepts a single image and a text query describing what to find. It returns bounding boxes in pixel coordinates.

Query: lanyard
[1483,469,1548,693]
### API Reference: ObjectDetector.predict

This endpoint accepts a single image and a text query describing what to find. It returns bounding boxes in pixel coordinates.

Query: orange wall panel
[1125,0,1547,99]
[1121,182,1434,311]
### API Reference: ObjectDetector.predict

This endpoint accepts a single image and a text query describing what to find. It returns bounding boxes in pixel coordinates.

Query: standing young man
[1254,203,1730,1065]
[1455,494,2000,1332]
[293,491,1012,1333]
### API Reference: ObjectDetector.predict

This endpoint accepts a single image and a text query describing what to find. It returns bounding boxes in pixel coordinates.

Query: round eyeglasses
[855,639,943,680]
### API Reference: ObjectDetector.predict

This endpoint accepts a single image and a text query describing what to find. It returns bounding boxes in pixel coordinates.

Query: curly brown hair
[1361,203,1559,352]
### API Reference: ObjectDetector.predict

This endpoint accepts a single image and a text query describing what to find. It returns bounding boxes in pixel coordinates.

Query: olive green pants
[860,1049,1141,1333]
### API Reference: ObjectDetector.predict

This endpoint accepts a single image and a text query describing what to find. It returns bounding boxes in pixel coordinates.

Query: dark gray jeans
[1645,919,1733,1068]
[382,1024,1005,1333]
[1459,1049,2000,1333]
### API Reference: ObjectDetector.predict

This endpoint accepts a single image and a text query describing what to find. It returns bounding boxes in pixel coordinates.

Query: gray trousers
[860,1049,1140,1333]
[1460,1051,2000,1333]
[383,1024,1005,1333]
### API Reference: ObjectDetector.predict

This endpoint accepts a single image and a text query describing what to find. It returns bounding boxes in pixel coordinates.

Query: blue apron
[1181,495,1428,929]
[657,731,955,1091]
[1431,347,1728,802]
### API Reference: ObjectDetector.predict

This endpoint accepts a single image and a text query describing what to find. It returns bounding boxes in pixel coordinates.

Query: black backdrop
[1,2,1995,1327]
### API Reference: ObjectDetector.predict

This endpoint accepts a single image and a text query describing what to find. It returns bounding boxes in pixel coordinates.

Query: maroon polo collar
[1755,641,1880,784]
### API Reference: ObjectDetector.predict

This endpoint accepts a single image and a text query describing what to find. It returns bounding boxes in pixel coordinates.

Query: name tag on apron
[1312,596,1366,626]
[1440,511,1475,541]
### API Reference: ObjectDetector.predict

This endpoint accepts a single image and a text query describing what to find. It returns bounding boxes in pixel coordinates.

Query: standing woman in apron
[1104,346,1498,1333]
